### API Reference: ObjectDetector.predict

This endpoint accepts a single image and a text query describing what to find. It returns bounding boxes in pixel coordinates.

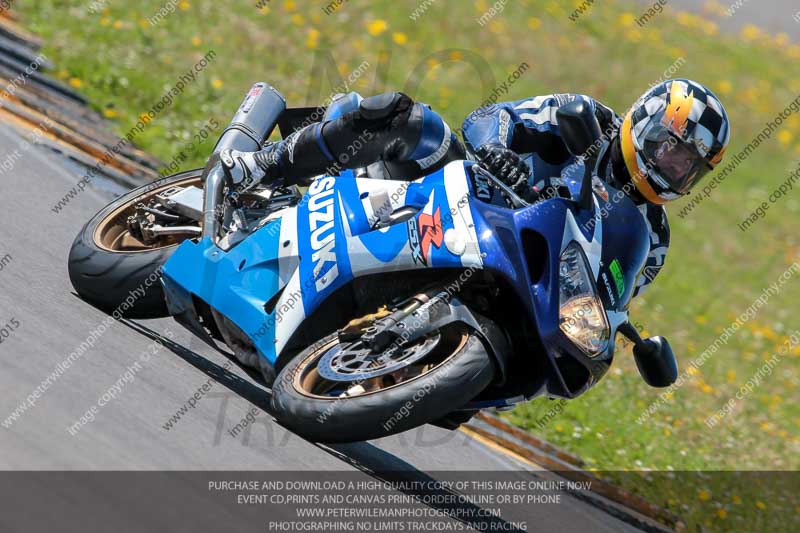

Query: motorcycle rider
[462,79,730,296]
[222,79,731,298]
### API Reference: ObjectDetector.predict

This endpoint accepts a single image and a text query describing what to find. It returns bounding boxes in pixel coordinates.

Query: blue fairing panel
[467,171,648,398]
[162,222,283,363]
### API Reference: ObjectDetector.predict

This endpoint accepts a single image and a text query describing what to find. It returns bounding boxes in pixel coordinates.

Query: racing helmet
[620,79,731,204]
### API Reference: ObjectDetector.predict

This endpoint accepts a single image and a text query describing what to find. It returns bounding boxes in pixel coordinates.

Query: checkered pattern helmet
[620,79,731,204]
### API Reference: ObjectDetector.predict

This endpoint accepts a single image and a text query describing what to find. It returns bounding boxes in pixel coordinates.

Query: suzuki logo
[418,207,443,264]
[307,176,339,291]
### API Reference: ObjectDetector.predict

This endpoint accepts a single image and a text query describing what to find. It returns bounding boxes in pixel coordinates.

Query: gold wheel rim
[291,325,470,401]
[93,176,203,253]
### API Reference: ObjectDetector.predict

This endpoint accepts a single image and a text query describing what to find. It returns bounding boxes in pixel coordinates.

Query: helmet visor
[640,121,711,194]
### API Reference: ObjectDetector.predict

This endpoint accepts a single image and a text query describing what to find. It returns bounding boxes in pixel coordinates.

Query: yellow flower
[112,20,124,30]
[619,13,636,27]
[741,24,762,41]
[732,495,742,505]
[449,50,463,61]
[211,79,224,90]
[179,1,190,10]
[555,424,564,433]
[687,366,700,376]
[284,0,297,12]
[306,28,320,50]
[756,501,766,510]
[100,17,111,26]
[392,32,408,45]
[56,69,69,79]
[138,18,149,29]
[258,5,270,15]
[676,11,693,27]
[760,421,771,431]
[726,370,736,383]
[698,490,711,501]
[701,383,713,394]
[774,33,791,48]
[191,36,202,46]
[102,108,118,119]
[626,29,642,43]
[703,21,718,36]
[716,80,732,95]
[69,78,84,89]
[716,509,727,519]
[290,13,305,26]
[366,19,388,37]
[527,17,542,30]
[695,315,708,325]
[778,130,793,146]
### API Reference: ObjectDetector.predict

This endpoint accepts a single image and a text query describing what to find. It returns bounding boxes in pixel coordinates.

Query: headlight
[559,242,609,356]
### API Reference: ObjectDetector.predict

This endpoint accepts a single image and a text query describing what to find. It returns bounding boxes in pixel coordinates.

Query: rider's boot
[221,121,335,194]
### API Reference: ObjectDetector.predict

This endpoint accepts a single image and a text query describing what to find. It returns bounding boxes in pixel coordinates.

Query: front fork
[352,286,511,384]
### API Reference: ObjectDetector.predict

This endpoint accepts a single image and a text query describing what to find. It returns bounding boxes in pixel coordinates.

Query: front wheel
[68,170,203,319]
[270,323,495,443]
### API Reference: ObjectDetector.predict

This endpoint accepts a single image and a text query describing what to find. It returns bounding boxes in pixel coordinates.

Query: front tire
[68,170,202,319]
[270,324,495,443]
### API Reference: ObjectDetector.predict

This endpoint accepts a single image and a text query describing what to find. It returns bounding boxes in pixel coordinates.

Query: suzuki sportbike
[69,83,677,442]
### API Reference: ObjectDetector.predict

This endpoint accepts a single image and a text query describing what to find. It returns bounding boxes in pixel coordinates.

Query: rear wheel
[271,322,495,443]
[68,170,203,319]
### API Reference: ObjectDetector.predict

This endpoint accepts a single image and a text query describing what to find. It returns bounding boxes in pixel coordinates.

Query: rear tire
[271,324,495,443]
[68,170,202,319]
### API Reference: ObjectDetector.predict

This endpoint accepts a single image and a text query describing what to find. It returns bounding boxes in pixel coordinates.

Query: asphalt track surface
[0,122,643,532]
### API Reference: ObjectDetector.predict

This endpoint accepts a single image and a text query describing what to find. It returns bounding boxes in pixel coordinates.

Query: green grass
[16,0,800,529]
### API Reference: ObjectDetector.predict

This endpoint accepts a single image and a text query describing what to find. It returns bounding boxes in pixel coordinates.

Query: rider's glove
[475,144,531,195]
[220,145,281,195]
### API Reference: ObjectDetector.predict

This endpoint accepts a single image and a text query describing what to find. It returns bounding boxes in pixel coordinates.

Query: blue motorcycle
[69,83,677,442]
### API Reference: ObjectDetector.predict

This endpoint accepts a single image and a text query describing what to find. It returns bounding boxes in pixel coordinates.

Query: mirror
[556,100,603,158]
[633,336,678,388]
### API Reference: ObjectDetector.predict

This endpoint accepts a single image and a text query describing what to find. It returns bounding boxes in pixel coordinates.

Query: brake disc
[316,333,441,382]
